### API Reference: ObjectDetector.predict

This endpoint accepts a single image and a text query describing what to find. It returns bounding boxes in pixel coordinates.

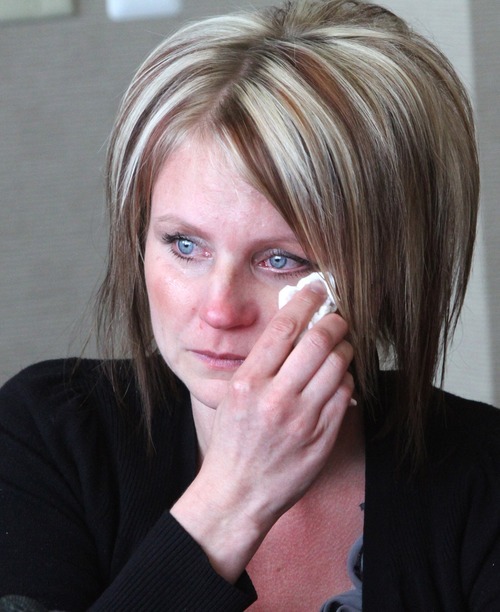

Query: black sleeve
[0,361,256,611]
[89,512,256,612]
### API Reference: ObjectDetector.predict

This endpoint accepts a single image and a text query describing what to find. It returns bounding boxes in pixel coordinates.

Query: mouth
[191,350,246,370]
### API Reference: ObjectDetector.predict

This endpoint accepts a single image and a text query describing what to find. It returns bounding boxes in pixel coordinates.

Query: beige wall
[1,0,498,406]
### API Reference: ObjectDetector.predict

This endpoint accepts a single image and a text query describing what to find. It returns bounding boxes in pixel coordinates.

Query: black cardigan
[1,359,499,611]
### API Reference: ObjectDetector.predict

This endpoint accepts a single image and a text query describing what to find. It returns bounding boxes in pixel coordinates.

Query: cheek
[260,290,280,320]
[146,276,164,324]
[145,258,196,327]
[145,255,173,327]
[144,256,161,312]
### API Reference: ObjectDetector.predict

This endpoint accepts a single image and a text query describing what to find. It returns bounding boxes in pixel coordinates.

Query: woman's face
[144,138,313,410]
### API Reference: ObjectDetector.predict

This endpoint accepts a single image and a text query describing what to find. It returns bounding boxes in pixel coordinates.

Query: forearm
[89,511,256,611]
[170,476,267,584]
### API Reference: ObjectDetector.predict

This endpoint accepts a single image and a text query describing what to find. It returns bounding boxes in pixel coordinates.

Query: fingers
[239,282,338,378]
[310,369,356,454]
[278,315,350,395]
[236,281,355,412]
[274,334,355,444]
[230,280,355,435]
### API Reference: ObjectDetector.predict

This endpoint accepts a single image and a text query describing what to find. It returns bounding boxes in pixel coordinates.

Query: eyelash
[264,249,312,276]
[160,232,313,276]
[161,232,199,262]
[161,232,190,245]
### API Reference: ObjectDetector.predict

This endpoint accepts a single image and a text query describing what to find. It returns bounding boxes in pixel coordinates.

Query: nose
[199,266,259,329]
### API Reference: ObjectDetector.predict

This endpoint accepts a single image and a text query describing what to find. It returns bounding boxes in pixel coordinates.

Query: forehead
[150,137,301,245]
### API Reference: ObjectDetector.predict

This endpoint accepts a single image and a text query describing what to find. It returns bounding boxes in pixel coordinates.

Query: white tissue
[278,271,337,330]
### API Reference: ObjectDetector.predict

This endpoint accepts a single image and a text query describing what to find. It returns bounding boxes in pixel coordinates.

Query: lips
[194,350,247,360]
[191,349,247,369]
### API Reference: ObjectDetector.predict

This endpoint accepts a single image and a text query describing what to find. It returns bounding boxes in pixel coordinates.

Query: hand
[170,281,355,582]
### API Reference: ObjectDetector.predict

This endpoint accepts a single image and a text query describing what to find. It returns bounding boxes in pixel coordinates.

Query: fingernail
[307,280,327,295]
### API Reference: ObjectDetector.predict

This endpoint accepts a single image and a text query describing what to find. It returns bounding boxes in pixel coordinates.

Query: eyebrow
[153,214,202,234]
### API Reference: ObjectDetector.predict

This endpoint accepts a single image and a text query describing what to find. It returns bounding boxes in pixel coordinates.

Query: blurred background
[1,0,498,405]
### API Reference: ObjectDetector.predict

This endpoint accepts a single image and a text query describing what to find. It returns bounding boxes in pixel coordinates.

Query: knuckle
[261,387,281,413]
[269,314,299,340]
[327,340,354,370]
[287,416,308,441]
[230,376,254,399]
[263,383,293,416]
[307,326,333,352]
[326,351,345,372]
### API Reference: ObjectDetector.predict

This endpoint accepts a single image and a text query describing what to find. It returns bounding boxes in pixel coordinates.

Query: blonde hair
[98,0,479,465]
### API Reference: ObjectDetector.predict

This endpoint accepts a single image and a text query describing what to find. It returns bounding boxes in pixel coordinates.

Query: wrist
[170,476,268,583]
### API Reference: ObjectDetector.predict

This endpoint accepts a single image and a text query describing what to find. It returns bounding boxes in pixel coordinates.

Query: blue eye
[259,249,313,276]
[177,238,194,255]
[269,254,288,269]
[161,233,198,260]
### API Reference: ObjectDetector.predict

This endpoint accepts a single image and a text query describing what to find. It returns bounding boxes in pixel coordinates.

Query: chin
[187,378,233,410]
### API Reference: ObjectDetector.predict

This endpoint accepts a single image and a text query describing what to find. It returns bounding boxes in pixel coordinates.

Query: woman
[1,0,499,610]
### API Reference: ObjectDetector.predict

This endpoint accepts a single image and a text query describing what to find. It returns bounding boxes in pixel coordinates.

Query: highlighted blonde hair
[98,0,479,465]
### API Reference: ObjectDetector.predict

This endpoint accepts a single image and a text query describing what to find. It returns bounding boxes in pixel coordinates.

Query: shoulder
[431,388,500,465]
[370,381,500,504]
[1,358,113,406]
[0,358,158,479]
[430,392,500,535]
[367,375,500,499]
[0,358,194,535]
[0,358,192,471]
[364,384,500,608]
[1,358,131,436]
[372,371,500,461]
[440,386,500,423]
[0,360,198,608]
